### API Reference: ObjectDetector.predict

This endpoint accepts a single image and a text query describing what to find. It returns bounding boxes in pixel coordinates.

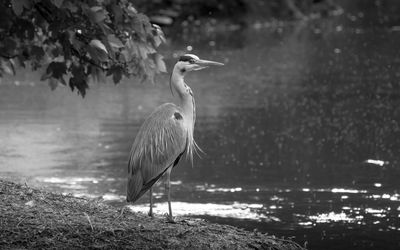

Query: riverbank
[0,180,304,249]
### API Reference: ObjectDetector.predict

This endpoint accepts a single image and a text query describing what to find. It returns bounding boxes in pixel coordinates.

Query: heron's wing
[127,103,187,202]
[131,151,184,202]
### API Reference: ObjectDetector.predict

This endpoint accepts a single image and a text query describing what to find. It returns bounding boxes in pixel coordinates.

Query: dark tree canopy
[0,0,166,96]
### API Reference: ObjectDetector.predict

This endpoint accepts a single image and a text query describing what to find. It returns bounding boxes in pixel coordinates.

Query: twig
[84,212,94,231]
[16,216,27,228]
[116,206,127,220]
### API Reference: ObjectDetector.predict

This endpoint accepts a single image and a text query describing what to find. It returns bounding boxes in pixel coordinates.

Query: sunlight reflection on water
[127,202,273,221]
[38,177,100,184]
[309,212,360,223]
[31,175,400,233]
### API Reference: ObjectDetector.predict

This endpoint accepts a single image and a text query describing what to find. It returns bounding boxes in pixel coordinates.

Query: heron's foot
[148,210,154,218]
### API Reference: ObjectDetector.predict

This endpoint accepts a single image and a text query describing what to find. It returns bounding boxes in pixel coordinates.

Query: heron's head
[173,54,224,76]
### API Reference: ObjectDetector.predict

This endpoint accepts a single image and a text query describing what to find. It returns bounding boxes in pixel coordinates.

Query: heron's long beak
[193,59,224,70]
[196,59,224,66]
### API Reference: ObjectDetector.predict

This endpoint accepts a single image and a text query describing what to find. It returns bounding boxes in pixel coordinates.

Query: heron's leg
[148,187,153,217]
[165,168,174,222]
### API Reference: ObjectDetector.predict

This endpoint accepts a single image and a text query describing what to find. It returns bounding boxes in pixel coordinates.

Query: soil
[0,180,305,249]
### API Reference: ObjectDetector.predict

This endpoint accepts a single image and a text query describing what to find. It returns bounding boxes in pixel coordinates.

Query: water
[1,1,400,249]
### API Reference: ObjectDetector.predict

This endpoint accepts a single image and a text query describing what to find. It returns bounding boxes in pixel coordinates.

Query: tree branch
[0,53,18,59]
[70,47,110,71]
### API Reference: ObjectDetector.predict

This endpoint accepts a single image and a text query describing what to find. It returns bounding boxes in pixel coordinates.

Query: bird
[126,54,224,222]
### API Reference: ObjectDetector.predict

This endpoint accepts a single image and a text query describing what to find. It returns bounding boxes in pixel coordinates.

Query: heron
[126,54,224,222]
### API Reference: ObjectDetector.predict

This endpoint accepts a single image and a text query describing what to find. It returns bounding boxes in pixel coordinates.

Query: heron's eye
[189,59,195,64]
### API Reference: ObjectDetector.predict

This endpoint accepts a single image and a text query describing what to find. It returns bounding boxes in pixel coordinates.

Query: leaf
[40,68,52,81]
[107,35,124,49]
[89,39,108,54]
[153,24,166,45]
[126,39,139,58]
[137,43,156,59]
[51,0,64,8]
[155,54,167,73]
[152,36,162,48]
[71,63,85,79]
[142,58,156,84]
[87,45,108,62]
[14,19,35,39]
[46,62,67,79]
[131,13,150,39]
[11,0,31,16]
[1,60,15,75]
[31,46,45,60]
[48,77,58,90]
[69,77,88,97]
[126,4,137,16]
[71,38,85,52]
[90,6,103,12]
[88,6,107,23]
[111,4,123,24]
[88,65,106,83]
[120,50,131,62]
[111,66,123,84]
[2,38,17,52]
[63,1,78,12]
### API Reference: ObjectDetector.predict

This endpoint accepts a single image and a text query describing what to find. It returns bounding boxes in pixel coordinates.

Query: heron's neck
[171,72,195,128]
[170,67,200,161]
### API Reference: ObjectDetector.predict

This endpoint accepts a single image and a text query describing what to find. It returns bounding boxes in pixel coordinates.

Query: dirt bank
[0,180,305,249]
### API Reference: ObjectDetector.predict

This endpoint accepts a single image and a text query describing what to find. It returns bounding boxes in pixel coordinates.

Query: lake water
[1,1,400,249]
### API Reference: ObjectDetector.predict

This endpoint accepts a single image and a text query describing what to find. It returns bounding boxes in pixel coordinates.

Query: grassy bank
[0,180,305,249]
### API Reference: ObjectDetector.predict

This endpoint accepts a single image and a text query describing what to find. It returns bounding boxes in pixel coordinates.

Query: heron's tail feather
[127,167,170,203]
[126,173,143,202]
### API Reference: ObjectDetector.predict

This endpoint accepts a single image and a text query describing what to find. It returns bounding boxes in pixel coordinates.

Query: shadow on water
[1,1,400,249]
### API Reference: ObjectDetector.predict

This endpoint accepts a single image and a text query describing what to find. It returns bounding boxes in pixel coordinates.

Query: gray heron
[127,54,224,222]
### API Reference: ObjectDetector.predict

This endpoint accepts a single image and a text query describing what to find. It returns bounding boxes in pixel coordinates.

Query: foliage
[0,0,166,96]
